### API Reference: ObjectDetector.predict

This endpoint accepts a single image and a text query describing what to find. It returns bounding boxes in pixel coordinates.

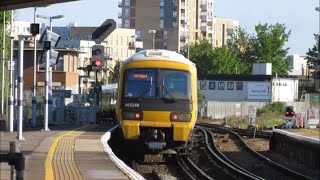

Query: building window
[209,81,215,90]
[236,82,243,90]
[227,82,234,90]
[125,0,130,6]
[136,31,141,40]
[218,82,225,90]
[160,8,164,17]
[125,8,130,17]
[163,41,168,49]
[200,81,207,90]
[164,31,168,39]
[124,20,130,28]
[160,20,164,28]
[160,0,164,6]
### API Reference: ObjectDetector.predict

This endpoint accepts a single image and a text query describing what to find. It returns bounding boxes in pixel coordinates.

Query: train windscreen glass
[160,70,191,100]
[124,69,156,99]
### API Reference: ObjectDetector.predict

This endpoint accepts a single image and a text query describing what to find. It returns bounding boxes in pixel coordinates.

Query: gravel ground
[244,137,320,179]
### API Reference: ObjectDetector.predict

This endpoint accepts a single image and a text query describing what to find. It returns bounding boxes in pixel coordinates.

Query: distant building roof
[199,74,272,81]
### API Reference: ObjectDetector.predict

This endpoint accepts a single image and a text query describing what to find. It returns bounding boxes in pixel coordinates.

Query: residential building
[287,54,307,76]
[213,17,239,47]
[52,26,136,92]
[118,0,238,52]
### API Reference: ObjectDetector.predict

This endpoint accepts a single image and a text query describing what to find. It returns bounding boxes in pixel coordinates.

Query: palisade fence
[202,101,312,120]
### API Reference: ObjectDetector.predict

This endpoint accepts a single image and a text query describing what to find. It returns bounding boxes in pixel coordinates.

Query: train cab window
[160,70,191,100]
[124,69,156,99]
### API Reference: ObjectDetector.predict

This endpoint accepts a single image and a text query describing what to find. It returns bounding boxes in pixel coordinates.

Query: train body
[116,49,197,153]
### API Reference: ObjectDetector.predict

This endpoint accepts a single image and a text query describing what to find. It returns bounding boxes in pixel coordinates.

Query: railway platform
[0,124,143,180]
[270,128,320,170]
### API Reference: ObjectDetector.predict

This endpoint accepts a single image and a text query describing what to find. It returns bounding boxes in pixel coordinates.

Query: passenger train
[116,49,197,156]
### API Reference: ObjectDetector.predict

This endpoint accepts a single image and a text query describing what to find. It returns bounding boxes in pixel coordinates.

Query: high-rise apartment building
[119,0,215,52]
[119,0,238,53]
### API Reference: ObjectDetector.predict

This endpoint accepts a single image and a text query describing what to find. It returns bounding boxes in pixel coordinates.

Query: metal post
[32,7,37,128]
[8,10,14,132]
[16,35,29,141]
[1,12,5,117]
[43,45,50,131]
[152,33,155,49]
[49,18,53,125]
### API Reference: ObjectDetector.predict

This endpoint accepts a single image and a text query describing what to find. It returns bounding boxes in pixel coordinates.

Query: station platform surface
[273,128,320,143]
[0,124,139,180]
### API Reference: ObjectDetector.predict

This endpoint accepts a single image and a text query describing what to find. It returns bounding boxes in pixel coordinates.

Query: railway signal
[285,106,295,117]
[91,44,104,70]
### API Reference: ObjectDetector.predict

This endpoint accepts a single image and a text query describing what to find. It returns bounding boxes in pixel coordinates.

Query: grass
[199,102,286,130]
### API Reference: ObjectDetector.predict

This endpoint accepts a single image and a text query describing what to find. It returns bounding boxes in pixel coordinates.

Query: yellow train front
[116,49,197,155]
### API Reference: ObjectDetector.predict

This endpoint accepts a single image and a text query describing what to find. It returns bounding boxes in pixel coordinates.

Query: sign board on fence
[248,105,256,127]
[295,113,303,128]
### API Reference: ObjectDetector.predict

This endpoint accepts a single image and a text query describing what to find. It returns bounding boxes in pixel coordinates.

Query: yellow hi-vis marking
[44,125,88,180]
[301,128,320,135]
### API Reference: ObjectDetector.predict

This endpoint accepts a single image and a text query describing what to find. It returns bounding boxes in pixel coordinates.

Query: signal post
[91,19,116,106]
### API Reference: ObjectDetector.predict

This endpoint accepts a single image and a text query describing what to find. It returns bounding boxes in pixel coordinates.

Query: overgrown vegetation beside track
[198,102,286,130]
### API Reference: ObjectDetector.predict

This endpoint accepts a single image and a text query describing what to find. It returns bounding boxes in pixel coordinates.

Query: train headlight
[122,111,143,120]
[170,113,191,122]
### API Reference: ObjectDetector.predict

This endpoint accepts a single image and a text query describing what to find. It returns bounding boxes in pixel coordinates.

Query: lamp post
[131,35,137,53]
[148,30,156,49]
[36,14,64,125]
[1,12,5,119]
[316,4,320,91]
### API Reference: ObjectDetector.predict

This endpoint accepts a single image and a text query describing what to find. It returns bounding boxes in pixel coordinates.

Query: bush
[256,102,284,116]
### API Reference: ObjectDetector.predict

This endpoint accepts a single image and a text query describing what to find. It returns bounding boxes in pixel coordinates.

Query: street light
[148,30,156,49]
[131,35,137,53]
[36,14,64,125]
[36,14,64,31]
[315,4,320,91]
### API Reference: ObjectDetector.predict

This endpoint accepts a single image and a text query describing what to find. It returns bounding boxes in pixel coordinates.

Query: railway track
[195,123,313,180]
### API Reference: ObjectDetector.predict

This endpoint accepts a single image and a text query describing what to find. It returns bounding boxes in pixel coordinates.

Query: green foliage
[256,102,285,116]
[108,60,121,83]
[231,23,291,76]
[305,35,318,78]
[188,23,291,77]
[0,11,12,114]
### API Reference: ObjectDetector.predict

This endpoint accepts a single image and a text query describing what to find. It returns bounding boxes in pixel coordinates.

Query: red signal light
[94,59,102,67]
[135,113,140,119]
[285,112,289,115]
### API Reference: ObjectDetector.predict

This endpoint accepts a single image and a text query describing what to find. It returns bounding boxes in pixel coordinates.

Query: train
[116,49,198,157]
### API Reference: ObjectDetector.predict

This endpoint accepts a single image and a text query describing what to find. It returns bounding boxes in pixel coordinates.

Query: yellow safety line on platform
[302,128,320,135]
[44,125,89,180]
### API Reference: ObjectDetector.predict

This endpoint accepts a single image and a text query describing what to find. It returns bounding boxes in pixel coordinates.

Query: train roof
[122,49,195,66]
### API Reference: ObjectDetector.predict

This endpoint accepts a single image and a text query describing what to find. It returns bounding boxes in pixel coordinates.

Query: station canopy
[0,0,79,11]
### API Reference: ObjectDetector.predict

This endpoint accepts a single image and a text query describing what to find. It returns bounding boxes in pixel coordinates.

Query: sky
[15,0,319,56]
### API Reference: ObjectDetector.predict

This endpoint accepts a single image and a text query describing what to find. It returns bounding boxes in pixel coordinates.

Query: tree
[188,39,215,77]
[108,60,121,83]
[0,11,12,114]
[254,23,291,75]
[232,23,291,75]
[211,45,239,74]
[305,35,318,79]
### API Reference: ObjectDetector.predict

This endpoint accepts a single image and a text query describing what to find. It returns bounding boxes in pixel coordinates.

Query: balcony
[118,1,122,7]
[128,41,135,49]
[180,2,186,9]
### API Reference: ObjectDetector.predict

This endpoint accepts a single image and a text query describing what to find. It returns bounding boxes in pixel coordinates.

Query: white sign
[248,82,271,100]
[248,105,256,127]
[8,61,15,70]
